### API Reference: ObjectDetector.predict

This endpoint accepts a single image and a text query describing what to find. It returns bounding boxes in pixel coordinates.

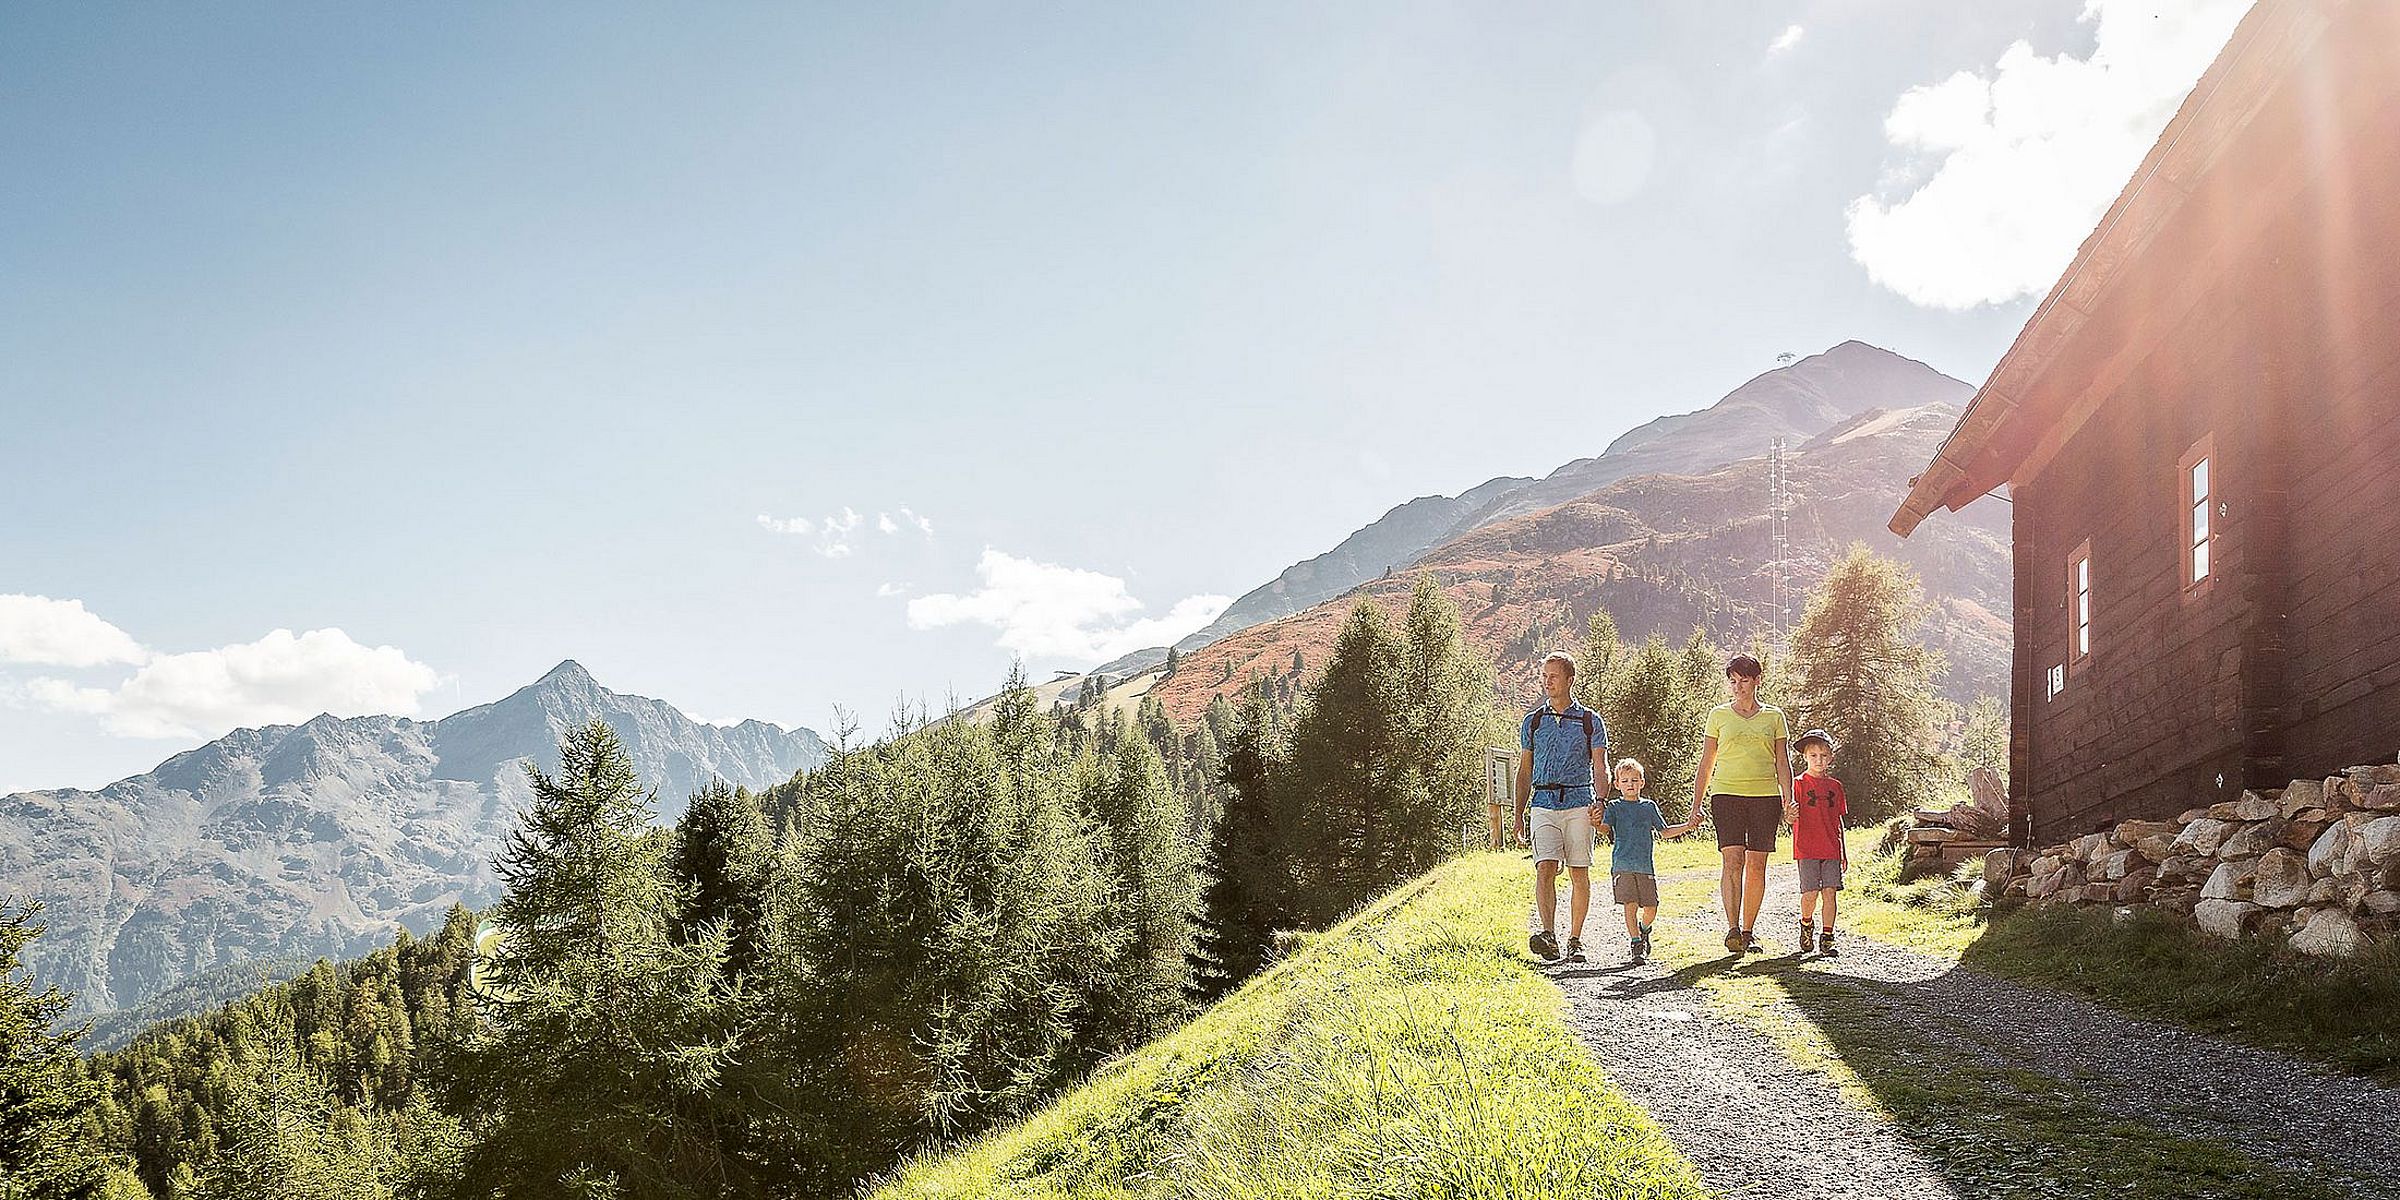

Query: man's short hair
[1541,651,1578,680]
[1725,654,1763,679]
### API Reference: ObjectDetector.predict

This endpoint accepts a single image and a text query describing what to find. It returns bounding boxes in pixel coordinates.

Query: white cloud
[758,505,881,558]
[876,582,912,598]
[0,595,147,667]
[876,513,899,535]
[1769,24,1805,55]
[893,507,934,537]
[905,549,1230,663]
[1845,0,2253,309]
[28,628,443,739]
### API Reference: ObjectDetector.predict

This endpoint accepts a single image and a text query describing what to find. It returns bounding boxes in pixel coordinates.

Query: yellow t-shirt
[1704,703,1789,797]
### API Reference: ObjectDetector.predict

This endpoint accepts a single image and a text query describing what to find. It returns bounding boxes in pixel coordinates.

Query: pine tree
[194,1027,383,1200]
[0,898,109,1200]
[1577,610,1620,712]
[1283,600,1411,924]
[447,720,762,1198]
[1395,574,1487,875]
[1786,546,1952,822]
[669,780,778,981]
[1187,696,1290,1000]
[1162,646,1182,679]
[1599,634,1716,822]
[1076,720,1197,1044]
[1961,695,2007,777]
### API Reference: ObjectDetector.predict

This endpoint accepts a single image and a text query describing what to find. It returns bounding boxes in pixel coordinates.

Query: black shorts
[1710,794,1782,853]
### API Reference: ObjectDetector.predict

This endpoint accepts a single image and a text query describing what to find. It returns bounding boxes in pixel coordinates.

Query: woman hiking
[1690,654,1792,954]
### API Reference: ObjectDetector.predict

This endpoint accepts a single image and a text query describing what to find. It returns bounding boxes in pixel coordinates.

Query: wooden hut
[1891,0,2400,843]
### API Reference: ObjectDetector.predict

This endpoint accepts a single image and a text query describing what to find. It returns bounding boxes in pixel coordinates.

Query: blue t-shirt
[1520,701,1607,810]
[1599,798,1666,875]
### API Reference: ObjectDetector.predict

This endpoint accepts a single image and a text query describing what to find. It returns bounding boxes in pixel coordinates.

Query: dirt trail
[1541,865,2400,1198]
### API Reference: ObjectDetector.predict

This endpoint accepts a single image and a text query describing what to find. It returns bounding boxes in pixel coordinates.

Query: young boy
[1791,729,1849,956]
[1595,758,1700,964]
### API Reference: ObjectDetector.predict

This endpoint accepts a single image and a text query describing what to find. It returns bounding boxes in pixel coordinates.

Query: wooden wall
[2015,34,2400,840]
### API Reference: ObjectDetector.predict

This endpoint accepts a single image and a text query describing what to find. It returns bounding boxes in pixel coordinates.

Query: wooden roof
[1890,0,2356,537]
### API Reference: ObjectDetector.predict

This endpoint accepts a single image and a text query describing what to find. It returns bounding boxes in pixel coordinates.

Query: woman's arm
[1692,735,1719,817]
[1775,737,1795,826]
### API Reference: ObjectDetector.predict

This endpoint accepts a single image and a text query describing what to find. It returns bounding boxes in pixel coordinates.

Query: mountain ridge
[1,661,825,1019]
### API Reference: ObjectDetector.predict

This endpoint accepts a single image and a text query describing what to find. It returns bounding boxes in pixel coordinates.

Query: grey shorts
[1798,858,1846,892]
[1612,872,1659,906]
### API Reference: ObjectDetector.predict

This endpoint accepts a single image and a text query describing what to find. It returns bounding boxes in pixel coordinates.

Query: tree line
[0,552,1980,1198]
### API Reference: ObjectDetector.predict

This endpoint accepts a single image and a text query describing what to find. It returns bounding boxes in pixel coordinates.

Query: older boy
[1791,729,1849,955]
[1515,651,1609,963]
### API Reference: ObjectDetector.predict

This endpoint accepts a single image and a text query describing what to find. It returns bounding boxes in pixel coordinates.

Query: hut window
[2180,436,2216,587]
[2068,539,2093,669]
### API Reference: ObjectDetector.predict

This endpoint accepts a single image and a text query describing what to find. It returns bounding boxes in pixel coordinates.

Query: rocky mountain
[0,660,824,1019]
[1107,342,1974,676]
[1144,400,2010,723]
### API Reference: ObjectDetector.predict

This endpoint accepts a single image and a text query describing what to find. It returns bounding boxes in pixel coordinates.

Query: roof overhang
[1891,0,2348,537]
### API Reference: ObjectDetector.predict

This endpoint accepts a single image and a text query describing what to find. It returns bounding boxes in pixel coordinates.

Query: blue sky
[0,1,2251,791]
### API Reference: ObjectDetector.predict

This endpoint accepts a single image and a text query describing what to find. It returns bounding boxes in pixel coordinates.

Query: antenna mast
[1770,436,1791,646]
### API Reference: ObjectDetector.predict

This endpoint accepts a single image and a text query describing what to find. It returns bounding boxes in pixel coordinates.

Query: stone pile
[2001,761,2400,958]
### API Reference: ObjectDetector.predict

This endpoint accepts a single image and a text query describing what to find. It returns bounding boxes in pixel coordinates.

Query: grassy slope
[869,854,1705,1200]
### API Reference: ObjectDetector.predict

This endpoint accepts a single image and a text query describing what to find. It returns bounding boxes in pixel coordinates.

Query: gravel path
[1539,865,2400,1199]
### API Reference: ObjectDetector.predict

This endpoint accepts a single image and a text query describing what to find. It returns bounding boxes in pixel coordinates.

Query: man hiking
[1515,651,1609,963]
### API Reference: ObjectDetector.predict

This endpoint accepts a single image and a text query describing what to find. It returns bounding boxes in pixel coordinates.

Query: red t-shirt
[1792,772,1847,861]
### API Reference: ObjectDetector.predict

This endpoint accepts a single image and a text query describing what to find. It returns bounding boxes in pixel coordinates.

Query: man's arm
[1515,748,1534,835]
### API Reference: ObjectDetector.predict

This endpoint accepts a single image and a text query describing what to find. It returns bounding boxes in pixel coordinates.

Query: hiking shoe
[1743,929,1765,953]
[1530,929,1559,960]
[1820,931,1839,958]
[1627,938,1646,965]
[1723,928,1746,954]
[1565,937,1586,963]
[1799,920,1817,954]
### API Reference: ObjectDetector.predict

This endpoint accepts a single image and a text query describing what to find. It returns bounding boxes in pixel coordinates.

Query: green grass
[868,854,1706,1200]
[1641,881,2354,1199]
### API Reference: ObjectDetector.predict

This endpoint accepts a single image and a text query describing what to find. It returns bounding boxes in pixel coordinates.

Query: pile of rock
[2002,761,2400,957]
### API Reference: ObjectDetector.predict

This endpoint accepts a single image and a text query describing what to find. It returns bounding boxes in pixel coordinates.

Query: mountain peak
[532,659,600,695]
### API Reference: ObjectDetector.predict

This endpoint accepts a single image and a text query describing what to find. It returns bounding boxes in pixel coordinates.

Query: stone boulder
[2290,908,2370,958]
[2195,898,2263,939]
[2251,848,2311,909]
[2279,779,2326,818]
[2116,819,2183,862]
[2174,818,2234,857]
[2199,860,2255,901]
[2364,890,2400,916]
[2218,819,2289,859]
[2360,816,2400,868]
[2279,819,2329,852]
[2231,790,2281,821]
[2309,821,2364,877]
[2367,785,2400,812]
[2115,866,2157,903]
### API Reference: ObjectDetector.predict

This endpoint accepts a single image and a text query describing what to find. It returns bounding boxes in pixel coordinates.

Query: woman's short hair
[1541,650,1577,680]
[1614,757,1647,779]
[1725,654,1764,679]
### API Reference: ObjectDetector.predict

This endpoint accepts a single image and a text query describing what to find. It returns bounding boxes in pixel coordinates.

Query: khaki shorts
[1612,872,1659,906]
[1529,805,1593,868]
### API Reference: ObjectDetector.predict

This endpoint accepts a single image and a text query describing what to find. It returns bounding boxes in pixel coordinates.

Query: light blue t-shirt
[1599,798,1666,875]
[1520,701,1608,810]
